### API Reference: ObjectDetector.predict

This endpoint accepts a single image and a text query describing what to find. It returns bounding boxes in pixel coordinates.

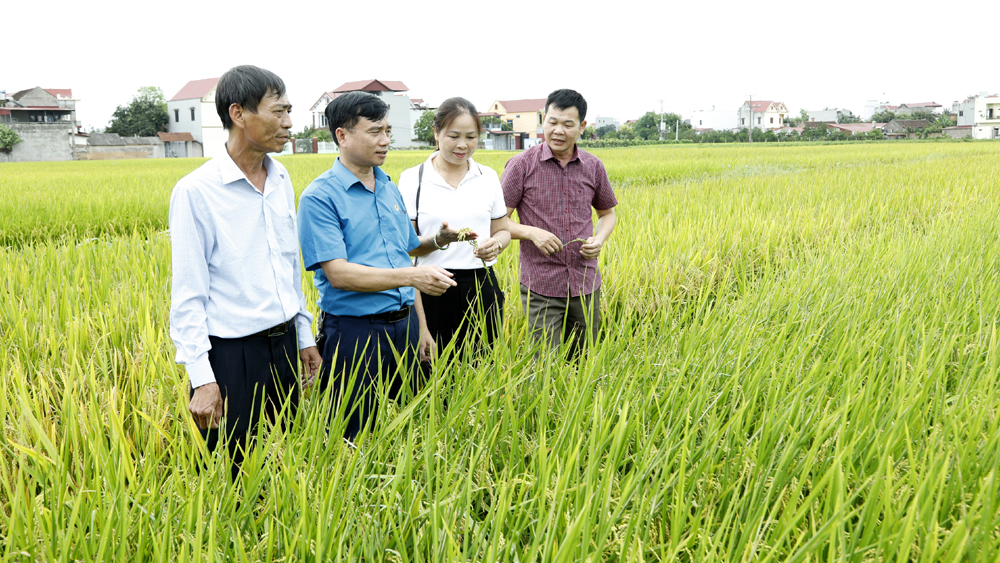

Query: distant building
[593,116,620,130]
[883,119,930,139]
[309,79,419,147]
[807,108,855,123]
[486,99,547,139]
[895,102,942,115]
[167,78,220,158]
[0,87,79,162]
[738,100,788,130]
[824,122,876,135]
[862,100,890,121]
[687,107,738,132]
[953,92,1000,138]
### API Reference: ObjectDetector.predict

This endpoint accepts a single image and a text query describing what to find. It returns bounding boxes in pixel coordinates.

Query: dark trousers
[195,329,299,481]
[317,308,419,441]
[421,267,504,356]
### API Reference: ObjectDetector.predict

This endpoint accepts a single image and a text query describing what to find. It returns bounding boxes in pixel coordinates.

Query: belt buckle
[267,321,288,337]
[392,306,410,322]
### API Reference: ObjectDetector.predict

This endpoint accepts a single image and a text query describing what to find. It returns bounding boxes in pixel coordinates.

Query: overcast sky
[5,0,996,131]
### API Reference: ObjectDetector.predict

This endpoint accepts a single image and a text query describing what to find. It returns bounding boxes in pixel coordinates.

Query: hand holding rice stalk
[457,227,487,268]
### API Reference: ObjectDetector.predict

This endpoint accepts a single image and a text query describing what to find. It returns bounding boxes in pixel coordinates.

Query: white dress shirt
[397,153,507,270]
[169,145,315,388]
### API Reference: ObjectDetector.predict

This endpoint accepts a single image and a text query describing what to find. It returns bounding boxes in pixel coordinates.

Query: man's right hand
[189,382,224,429]
[410,265,457,296]
[530,228,564,256]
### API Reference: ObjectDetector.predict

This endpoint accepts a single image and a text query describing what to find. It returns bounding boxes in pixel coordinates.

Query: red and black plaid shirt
[502,143,618,298]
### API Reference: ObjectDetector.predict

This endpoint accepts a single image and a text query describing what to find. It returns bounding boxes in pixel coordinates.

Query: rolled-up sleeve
[168,183,216,388]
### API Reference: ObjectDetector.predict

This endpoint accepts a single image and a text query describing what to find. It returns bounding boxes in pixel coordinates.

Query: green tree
[617,124,635,140]
[582,125,596,140]
[0,124,22,152]
[293,125,332,142]
[837,112,861,124]
[413,110,435,143]
[106,87,169,137]
[595,124,617,138]
[870,110,895,123]
[481,115,512,131]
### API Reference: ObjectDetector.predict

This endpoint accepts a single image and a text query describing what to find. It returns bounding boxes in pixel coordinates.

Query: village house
[486,99,547,139]
[166,78,219,158]
[952,92,1000,139]
[895,102,942,116]
[309,80,420,147]
[0,87,80,162]
[687,107,738,132]
[883,119,930,139]
[807,108,855,123]
[737,100,789,130]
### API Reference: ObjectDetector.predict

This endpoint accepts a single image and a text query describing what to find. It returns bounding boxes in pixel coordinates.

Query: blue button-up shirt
[298,159,420,316]
[169,145,316,388]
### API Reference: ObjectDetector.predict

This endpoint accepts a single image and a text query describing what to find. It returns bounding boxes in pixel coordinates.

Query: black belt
[246,319,294,339]
[368,305,411,323]
[323,305,412,324]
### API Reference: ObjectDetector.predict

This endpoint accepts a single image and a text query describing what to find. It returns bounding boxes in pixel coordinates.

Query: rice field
[2,141,1000,561]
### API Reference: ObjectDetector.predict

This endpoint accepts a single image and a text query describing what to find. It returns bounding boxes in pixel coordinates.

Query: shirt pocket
[274,211,299,256]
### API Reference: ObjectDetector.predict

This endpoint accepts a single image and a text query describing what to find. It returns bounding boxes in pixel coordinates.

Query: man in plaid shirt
[501,89,618,356]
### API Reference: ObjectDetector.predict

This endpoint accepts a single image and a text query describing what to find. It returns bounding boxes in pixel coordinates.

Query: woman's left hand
[474,237,503,260]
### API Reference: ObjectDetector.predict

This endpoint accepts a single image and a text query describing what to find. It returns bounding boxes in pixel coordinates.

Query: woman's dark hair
[215,65,286,130]
[545,89,588,122]
[325,91,390,147]
[433,97,481,138]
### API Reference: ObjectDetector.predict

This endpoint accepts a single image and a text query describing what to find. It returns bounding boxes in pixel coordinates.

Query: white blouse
[397,153,507,270]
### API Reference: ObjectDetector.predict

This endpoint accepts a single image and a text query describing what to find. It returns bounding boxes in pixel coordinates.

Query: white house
[738,100,788,130]
[967,93,1000,139]
[687,107,739,132]
[593,116,620,130]
[309,79,418,147]
[167,78,220,158]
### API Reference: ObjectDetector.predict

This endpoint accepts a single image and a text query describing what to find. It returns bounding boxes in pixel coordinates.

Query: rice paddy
[2,141,999,561]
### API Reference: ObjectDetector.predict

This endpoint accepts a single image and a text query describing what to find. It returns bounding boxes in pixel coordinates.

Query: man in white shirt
[169,65,322,480]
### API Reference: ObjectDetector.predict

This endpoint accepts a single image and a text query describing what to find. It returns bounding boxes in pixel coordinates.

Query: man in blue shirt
[298,91,456,440]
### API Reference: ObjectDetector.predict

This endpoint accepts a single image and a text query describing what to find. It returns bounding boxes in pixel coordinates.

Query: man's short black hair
[215,65,286,130]
[545,89,588,123]
[325,91,390,147]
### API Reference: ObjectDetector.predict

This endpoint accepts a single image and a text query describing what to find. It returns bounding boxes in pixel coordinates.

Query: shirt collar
[539,141,579,163]
[216,143,284,186]
[426,151,484,179]
[332,157,389,191]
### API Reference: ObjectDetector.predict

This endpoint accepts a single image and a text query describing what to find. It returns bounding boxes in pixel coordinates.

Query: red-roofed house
[166,78,219,157]
[486,99,547,139]
[309,79,424,147]
[738,100,789,130]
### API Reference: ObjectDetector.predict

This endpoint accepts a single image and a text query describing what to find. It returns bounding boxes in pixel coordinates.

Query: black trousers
[317,308,419,441]
[420,267,504,356]
[194,329,299,481]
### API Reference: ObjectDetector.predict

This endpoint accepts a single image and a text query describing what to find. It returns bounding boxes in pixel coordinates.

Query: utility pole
[676,120,679,141]
[659,99,665,141]
[747,94,754,143]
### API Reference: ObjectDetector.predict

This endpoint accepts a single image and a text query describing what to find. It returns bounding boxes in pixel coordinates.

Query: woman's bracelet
[433,232,450,250]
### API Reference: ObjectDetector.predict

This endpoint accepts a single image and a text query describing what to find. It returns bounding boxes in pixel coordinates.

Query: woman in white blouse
[399,97,511,357]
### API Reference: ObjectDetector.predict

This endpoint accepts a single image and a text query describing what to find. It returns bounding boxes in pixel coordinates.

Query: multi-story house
[737,100,789,130]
